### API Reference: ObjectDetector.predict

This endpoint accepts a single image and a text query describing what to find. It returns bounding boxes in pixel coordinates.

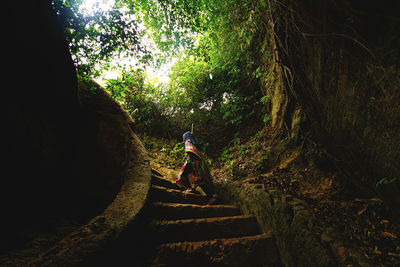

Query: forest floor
[142,125,400,267]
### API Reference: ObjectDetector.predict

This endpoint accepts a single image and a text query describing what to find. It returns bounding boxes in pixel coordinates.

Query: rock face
[262,0,400,209]
[2,1,84,249]
[0,65,152,266]
[216,182,374,267]
[3,0,80,219]
[1,2,152,264]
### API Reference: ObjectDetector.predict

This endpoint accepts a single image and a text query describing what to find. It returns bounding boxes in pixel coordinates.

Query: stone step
[150,185,208,205]
[151,215,260,243]
[151,202,241,220]
[151,175,181,190]
[152,234,281,267]
[151,168,164,177]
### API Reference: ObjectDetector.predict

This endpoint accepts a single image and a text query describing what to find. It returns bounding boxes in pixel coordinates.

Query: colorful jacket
[176,141,213,188]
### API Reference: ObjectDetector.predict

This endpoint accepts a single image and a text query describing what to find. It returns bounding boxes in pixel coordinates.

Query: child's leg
[199,183,217,205]
[176,176,190,189]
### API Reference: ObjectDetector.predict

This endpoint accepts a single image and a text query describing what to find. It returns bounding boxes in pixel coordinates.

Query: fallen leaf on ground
[339,247,347,258]
[382,231,397,239]
[357,207,367,215]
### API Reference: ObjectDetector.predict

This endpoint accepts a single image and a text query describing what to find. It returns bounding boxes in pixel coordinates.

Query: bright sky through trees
[78,0,174,85]
[72,0,271,143]
[80,0,115,16]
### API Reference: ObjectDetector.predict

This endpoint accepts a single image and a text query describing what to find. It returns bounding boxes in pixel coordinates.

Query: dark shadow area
[1,1,122,259]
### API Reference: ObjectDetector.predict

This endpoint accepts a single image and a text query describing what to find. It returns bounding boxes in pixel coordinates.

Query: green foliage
[65,0,275,145]
[139,134,183,168]
[260,95,269,105]
[77,74,98,99]
[376,177,398,187]
[305,147,324,159]
[263,114,271,124]
[133,0,272,135]
[256,150,272,172]
[103,68,171,136]
[106,69,146,103]
[170,142,186,163]
[219,146,236,163]
[141,135,156,150]
[218,130,272,178]
[128,0,206,56]
[168,56,214,114]
[52,0,147,76]
[225,159,246,178]
[218,138,249,178]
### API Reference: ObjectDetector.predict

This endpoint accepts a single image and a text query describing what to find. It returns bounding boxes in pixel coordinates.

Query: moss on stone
[216,181,373,267]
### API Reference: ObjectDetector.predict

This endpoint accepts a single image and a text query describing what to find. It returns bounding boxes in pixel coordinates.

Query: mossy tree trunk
[261,0,400,211]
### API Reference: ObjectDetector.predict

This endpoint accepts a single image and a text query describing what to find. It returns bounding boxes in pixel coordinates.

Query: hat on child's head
[182,131,197,145]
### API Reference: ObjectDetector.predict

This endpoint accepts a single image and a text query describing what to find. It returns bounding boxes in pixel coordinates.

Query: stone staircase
[146,172,282,267]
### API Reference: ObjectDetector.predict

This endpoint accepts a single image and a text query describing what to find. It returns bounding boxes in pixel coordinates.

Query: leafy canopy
[66,0,272,139]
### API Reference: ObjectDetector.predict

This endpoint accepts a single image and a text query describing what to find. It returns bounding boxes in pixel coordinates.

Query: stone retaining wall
[28,82,152,266]
[216,182,373,267]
